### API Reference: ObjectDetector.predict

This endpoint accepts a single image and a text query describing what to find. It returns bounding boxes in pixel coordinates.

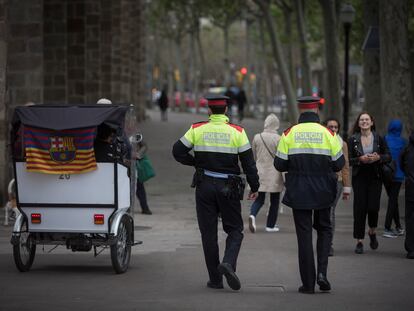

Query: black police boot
[207,281,224,289]
[317,273,331,291]
[298,286,315,294]
[407,252,414,259]
[218,263,241,291]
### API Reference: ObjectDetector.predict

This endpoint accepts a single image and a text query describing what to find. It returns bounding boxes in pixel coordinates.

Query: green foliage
[206,0,246,29]
[346,0,365,64]
[148,0,209,39]
[409,0,414,51]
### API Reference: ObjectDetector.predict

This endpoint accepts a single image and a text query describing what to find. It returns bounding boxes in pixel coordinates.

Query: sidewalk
[0,108,412,311]
[132,109,412,310]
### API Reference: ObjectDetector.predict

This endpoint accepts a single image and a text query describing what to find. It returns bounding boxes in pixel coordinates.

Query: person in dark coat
[224,86,235,122]
[158,87,169,121]
[94,124,116,162]
[348,112,391,254]
[172,95,259,291]
[236,88,247,122]
[400,131,414,259]
[383,120,407,238]
[274,96,345,294]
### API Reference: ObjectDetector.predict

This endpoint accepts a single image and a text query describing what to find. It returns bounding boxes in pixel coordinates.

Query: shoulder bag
[136,154,156,183]
[260,133,276,158]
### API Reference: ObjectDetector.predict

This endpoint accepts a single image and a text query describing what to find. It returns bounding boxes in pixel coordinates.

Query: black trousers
[292,208,332,289]
[384,181,402,230]
[406,198,414,253]
[352,173,382,239]
[195,176,243,283]
[136,180,150,212]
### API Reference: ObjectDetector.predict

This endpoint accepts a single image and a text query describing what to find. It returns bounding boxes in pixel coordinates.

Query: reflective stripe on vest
[180,114,251,154]
[276,122,343,160]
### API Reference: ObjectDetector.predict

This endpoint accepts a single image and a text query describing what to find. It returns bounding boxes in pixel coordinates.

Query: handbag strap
[260,133,275,158]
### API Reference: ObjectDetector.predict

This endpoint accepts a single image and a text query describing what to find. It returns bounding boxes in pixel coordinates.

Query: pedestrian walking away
[249,113,284,233]
[383,120,407,238]
[172,94,259,291]
[274,96,345,294]
[158,86,169,121]
[322,118,351,256]
[348,112,391,254]
[135,137,153,215]
[236,88,247,122]
[400,130,414,259]
[224,86,236,123]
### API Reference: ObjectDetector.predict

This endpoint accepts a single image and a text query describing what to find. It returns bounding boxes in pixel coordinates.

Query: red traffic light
[240,67,247,75]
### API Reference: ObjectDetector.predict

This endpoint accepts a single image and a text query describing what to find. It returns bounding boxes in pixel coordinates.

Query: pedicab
[10,104,141,273]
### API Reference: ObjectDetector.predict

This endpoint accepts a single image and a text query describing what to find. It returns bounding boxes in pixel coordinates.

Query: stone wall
[8,0,43,106]
[0,0,147,201]
[0,0,8,202]
[44,0,67,103]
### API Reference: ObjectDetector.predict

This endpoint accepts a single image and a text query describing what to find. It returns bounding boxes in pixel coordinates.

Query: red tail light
[31,213,41,224]
[94,214,104,225]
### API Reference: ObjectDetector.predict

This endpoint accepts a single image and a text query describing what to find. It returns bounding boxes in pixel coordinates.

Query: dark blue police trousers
[292,207,332,289]
[195,175,243,283]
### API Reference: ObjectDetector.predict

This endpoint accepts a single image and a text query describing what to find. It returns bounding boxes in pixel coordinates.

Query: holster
[191,168,204,188]
[226,175,246,200]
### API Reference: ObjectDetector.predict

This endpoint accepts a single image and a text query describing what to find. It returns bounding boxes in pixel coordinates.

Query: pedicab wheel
[13,218,36,272]
[110,215,132,274]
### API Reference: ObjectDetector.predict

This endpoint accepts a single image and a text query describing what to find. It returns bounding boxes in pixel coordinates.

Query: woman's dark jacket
[401,132,414,201]
[348,132,391,178]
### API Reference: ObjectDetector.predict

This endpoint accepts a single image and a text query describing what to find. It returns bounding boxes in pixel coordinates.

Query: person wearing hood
[383,120,407,238]
[248,114,284,233]
[400,131,414,259]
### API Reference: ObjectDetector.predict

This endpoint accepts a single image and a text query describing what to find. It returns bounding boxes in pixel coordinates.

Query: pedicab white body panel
[15,162,130,233]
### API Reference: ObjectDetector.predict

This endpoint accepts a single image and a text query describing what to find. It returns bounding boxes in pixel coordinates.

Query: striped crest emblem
[24,126,97,174]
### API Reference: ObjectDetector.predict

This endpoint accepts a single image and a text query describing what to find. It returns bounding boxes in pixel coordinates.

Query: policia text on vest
[274,96,345,294]
[172,95,259,291]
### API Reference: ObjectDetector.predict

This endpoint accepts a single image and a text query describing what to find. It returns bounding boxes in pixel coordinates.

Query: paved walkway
[0,109,412,311]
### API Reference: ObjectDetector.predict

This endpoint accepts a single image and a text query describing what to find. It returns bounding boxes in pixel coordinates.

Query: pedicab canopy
[11,104,129,175]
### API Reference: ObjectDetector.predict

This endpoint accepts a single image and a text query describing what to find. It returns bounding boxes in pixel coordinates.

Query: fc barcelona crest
[49,136,76,163]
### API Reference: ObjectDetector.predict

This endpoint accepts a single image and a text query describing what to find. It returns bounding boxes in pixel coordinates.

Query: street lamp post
[340,4,355,141]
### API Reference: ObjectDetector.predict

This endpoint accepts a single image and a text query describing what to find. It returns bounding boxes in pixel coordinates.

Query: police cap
[204,94,229,107]
[297,96,325,109]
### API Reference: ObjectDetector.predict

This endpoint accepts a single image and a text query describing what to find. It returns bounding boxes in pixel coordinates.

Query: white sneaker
[265,226,280,232]
[248,215,256,233]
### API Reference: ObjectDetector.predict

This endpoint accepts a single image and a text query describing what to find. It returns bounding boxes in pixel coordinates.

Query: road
[0,109,413,311]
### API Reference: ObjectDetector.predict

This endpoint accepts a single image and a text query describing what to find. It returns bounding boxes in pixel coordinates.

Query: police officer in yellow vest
[274,96,345,294]
[173,95,259,291]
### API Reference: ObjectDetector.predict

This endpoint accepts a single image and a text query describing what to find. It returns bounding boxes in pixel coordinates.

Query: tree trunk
[319,0,342,120]
[295,0,312,95]
[257,18,267,118]
[0,7,8,203]
[244,18,254,116]
[282,6,295,90]
[223,25,231,86]
[189,31,199,113]
[195,27,206,82]
[379,0,413,135]
[254,0,298,124]
[174,37,186,112]
[362,0,382,130]
[167,38,175,111]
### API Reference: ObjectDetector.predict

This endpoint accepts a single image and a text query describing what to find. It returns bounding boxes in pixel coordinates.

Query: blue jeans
[250,192,280,228]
